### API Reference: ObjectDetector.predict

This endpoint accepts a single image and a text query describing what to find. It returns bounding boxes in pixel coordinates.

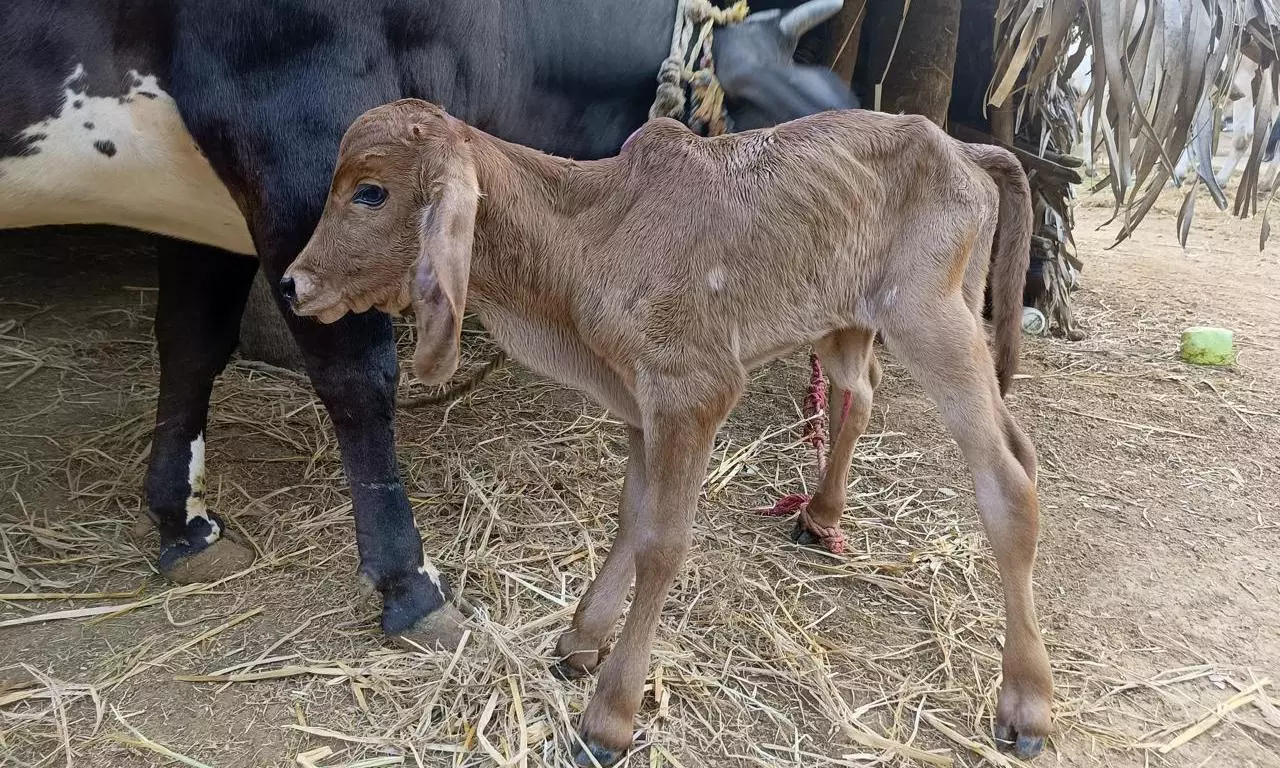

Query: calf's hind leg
[792,329,878,552]
[881,297,1052,759]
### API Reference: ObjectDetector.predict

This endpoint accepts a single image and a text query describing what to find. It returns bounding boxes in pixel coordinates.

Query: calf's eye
[352,183,388,208]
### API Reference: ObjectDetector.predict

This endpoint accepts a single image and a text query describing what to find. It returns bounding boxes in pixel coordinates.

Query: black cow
[0,0,857,647]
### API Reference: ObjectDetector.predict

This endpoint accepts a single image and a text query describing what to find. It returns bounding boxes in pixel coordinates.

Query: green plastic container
[1180,327,1235,366]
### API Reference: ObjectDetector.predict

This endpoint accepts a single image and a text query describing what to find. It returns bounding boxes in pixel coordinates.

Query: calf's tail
[961,144,1033,397]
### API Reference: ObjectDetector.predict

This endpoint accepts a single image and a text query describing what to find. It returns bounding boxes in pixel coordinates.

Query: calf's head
[283,99,479,386]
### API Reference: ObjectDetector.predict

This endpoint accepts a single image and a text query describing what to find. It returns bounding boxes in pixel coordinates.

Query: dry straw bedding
[1,237,1278,767]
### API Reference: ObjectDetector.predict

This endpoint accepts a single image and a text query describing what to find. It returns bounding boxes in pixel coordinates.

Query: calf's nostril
[279,276,298,303]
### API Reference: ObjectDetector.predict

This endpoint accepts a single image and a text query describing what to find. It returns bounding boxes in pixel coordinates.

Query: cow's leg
[882,296,1052,760]
[254,232,463,647]
[1259,120,1280,193]
[1217,101,1253,187]
[792,328,878,552]
[1173,146,1193,184]
[1262,118,1280,193]
[574,377,738,766]
[554,427,645,679]
[145,241,258,582]
[1216,137,1249,187]
[167,48,458,643]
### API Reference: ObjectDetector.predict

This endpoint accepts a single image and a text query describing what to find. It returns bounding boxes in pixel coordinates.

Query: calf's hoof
[571,740,624,767]
[994,684,1052,759]
[574,706,633,767]
[161,538,255,584]
[552,632,609,680]
[789,516,846,554]
[390,602,470,652]
[551,647,608,681]
[551,657,591,681]
[994,726,1045,759]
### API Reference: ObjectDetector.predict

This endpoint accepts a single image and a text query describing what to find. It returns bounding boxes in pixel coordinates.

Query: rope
[760,353,847,555]
[801,352,829,471]
[650,0,750,136]
[397,350,509,409]
[760,353,828,518]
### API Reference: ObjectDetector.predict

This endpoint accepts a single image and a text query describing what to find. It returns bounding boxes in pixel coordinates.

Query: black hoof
[995,724,1046,759]
[156,510,228,574]
[390,603,469,652]
[375,568,452,636]
[789,518,847,554]
[572,741,623,767]
[157,512,254,585]
[790,519,820,547]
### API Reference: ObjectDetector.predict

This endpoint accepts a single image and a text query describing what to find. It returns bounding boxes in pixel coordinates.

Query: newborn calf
[283,99,1053,764]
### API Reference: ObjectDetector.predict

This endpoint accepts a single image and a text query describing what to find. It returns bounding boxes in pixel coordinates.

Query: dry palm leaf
[990,0,1280,249]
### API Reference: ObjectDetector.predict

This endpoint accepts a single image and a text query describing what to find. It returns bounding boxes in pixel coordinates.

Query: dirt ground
[1,180,1278,768]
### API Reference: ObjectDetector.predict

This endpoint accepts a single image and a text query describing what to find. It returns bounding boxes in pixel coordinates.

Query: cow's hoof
[790,518,846,554]
[161,538,255,584]
[994,724,1046,759]
[571,740,623,767]
[390,602,469,652]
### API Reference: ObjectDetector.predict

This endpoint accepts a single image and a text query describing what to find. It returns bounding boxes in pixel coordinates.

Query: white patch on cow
[706,265,727,293]
[417,561,445,594]
[0,65,255,255]
[184,433,221,543]
[881,285,900,309]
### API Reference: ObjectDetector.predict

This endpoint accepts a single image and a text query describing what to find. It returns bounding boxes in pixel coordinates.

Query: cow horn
[778,0,844,41]
[745,8,781,22]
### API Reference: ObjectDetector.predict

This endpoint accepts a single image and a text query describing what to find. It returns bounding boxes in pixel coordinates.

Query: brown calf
[284,99,1053,765]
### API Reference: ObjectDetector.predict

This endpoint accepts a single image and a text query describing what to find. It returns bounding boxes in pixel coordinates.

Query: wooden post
[859,0,962,125]
[816,0,868,84]
[991,101,1016,144]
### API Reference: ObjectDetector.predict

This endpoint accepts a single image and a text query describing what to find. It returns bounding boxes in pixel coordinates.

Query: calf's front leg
[555,427,646,678]
[574,378,738,766]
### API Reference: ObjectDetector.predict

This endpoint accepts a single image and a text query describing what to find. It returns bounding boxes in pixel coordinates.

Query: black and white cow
[0,0,857,646]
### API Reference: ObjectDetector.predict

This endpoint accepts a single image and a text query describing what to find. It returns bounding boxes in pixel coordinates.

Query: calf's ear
[411,150,479,386]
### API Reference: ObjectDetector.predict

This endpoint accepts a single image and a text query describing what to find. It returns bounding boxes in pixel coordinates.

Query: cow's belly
[0,66,255,256]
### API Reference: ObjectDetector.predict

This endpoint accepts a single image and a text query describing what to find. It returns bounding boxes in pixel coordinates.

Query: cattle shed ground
[1,182,1279,768]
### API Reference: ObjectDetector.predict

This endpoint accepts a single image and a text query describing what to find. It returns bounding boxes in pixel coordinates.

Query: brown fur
[959,143,1034,396]
[285,100,1053,763]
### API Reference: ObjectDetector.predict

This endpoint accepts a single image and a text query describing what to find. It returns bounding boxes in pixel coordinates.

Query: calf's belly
[0,65,255,256]
[479,305,643,426]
